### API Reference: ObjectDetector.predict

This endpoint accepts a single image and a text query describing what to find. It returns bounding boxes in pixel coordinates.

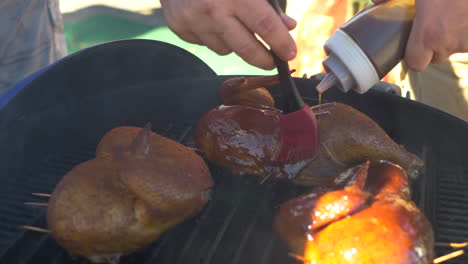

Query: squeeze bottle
[316,0,416,94]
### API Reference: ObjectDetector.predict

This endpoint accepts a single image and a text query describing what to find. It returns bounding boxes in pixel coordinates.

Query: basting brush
[268,0,318,162]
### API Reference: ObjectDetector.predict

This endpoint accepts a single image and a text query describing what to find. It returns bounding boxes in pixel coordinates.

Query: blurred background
[60,0,371,77]
[61,0,275,76]
[52,0,468,122]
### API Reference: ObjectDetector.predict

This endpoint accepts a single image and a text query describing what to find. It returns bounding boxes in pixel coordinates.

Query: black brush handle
[268,0,304,114]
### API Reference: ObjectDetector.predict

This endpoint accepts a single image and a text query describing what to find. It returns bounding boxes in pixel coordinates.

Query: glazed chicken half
[274,160,434,264]
[196,75,424,186]
[47,124,213,263]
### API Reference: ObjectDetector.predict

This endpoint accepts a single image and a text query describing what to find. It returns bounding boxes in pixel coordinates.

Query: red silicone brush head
[275,104,318,162]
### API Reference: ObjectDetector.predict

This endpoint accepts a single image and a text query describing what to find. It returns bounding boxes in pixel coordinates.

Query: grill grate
[1,111,467,263]
[0,123,302,264]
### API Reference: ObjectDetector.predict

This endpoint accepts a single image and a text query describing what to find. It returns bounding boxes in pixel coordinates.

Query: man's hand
[373,0,468,72]
[160,0,297,70]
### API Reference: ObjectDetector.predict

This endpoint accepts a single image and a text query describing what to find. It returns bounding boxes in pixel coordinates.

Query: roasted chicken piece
[274,160,434,264]
[196,75,424,186]
[47,124,213,263]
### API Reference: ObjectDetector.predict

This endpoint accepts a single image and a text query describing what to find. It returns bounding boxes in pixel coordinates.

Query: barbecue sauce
[317,0,415,94]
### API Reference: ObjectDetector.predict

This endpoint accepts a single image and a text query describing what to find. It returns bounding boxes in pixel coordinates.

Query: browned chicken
[274,160,434,264]
[196,75,424,186]
[47,124,213,263]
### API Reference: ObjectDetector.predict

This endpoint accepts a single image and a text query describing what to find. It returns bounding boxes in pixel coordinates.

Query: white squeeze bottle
[316,0,415,94]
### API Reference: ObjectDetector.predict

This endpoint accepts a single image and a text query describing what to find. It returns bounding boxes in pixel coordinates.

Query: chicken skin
[196,76,424,186]
[47,124,213,263]
[274,160,434,264]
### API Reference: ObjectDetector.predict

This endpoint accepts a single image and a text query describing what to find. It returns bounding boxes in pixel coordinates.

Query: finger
[168,0,232,56]
[404,41,433,72]
[163,12,204,45]
[280,13,297,31]
[431,51,450,64]
[462,30,468,51]
[404,22,434,72]
[217,16,275,70]
[462,42,468,54]
[169,27,204,45]
[176,30,205,45]
[197,33,232,55]
[236,1,297,62]
[180,19,231,55]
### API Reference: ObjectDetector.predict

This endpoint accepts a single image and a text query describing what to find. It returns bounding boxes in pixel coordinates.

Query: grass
[64,14,275,75]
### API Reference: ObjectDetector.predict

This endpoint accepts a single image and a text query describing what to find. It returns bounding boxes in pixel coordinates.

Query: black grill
[0,40,467,264]
[1,117,467,264]
[0,123,304,264]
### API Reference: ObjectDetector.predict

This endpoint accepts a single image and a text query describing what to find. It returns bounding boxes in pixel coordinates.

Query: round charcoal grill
[0,40,467,264]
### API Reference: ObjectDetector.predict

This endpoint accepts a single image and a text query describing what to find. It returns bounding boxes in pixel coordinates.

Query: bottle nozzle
[316,73,337,94]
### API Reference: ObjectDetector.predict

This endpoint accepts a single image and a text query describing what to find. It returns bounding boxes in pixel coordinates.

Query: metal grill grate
[1,112,467,263]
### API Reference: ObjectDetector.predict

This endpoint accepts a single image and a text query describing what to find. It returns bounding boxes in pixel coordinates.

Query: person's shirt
[0,0,66,95]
